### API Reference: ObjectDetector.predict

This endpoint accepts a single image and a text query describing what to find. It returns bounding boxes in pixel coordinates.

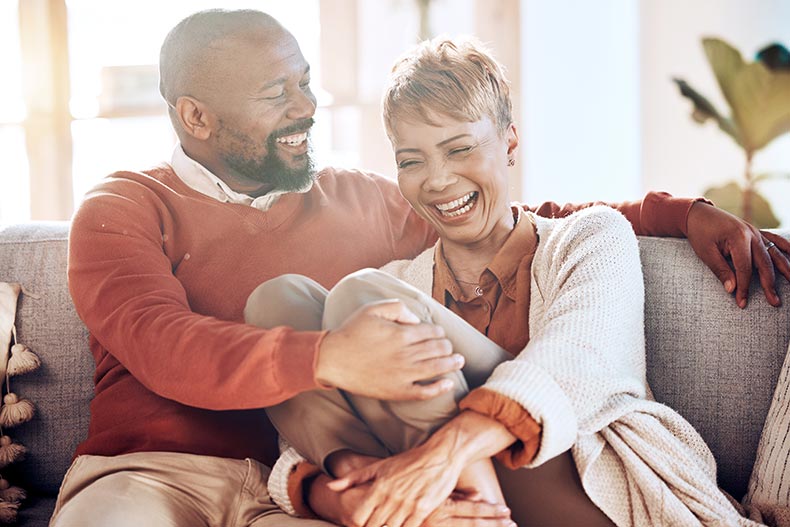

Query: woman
[248,37,756,527]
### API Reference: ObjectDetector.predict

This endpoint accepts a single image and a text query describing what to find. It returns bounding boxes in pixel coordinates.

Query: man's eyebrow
[395,134,472,155]
[257,66,311,92]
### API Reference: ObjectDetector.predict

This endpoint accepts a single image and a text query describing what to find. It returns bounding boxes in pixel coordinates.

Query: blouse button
[474,286,484,297]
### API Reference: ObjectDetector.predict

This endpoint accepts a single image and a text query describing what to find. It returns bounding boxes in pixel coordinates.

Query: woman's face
[391,112,518,249]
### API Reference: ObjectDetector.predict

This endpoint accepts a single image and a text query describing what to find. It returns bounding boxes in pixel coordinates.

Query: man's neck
[180,146,272,197]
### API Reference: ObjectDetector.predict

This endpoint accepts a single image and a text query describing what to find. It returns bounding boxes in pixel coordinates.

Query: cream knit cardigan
[270,206,758,527]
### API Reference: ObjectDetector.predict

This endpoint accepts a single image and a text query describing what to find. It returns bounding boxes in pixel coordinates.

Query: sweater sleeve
[478,207,648,468]
[526,191,710,237]
[370,173,438,260]
[68,177,325,409]
[459,387,541,469]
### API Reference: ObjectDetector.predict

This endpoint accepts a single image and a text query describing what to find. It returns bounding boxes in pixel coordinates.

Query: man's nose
[287,89,317,120]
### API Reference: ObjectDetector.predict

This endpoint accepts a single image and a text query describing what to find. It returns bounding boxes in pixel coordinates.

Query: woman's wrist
[425,409,517,465]
[306,473,342,523]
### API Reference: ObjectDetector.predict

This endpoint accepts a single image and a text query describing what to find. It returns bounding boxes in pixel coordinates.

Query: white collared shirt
[170,144,313,212]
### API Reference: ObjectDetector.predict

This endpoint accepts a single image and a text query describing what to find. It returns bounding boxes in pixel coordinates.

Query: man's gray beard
[222,138,316,195]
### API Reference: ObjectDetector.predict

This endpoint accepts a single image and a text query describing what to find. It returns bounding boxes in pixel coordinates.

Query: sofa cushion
[640,235,790,499]
[0,222,93,496]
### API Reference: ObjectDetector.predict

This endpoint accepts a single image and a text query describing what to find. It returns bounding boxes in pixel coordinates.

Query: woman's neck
[441,214,515,284]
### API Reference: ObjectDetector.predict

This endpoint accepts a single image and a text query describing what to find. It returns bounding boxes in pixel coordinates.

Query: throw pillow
[744,341,790,526]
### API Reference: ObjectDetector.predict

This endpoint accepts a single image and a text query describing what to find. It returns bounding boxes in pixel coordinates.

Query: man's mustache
[272,118,315,139]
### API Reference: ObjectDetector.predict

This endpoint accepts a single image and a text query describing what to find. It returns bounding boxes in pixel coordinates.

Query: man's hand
[308,474,513,527]
[315,299,463,400]
[686,202,790,308]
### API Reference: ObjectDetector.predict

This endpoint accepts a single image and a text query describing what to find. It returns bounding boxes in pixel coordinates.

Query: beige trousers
[49,451,335,527]
[246,270,615,527]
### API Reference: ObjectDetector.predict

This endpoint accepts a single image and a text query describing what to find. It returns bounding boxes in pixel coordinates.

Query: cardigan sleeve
[459,387,541,468]
[526,191,710,237]
[478,207,648,468]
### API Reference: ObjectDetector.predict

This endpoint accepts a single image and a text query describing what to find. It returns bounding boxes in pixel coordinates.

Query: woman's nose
[422,163,458,192]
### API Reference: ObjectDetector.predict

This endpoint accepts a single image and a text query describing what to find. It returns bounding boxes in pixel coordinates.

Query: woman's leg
[495,452,615,527]
[246,275,389,472]
[324,269,510,501]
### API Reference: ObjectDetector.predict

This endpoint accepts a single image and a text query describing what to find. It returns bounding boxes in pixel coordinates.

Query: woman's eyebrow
[395,134,473,155]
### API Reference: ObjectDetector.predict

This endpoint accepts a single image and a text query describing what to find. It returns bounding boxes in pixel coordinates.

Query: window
[66,0,322,212]
[3,0,322,223]
[0,1,29,223]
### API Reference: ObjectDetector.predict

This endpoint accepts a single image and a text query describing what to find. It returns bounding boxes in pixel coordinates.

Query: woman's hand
[309,473,513,527]
[328,441,467,527]
[422,493,515,527]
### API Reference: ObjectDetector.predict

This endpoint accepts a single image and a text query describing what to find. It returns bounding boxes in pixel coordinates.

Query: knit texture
[388,206,757,526]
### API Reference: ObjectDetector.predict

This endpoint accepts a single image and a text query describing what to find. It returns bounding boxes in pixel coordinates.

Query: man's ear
[506,123,519,155]
[175,96,213,141]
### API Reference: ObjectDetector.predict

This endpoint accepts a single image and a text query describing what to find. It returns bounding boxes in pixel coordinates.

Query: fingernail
[455,354,465,367]
[738,298,747,309]
[724,280,735,293]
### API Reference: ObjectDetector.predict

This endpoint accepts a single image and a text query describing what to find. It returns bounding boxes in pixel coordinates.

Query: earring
[507,158,515,167]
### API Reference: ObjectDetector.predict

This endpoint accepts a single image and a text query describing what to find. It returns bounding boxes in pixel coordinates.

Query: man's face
[208,28,317,195]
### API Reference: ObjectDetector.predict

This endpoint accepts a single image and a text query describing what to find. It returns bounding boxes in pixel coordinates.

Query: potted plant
[674,38,790,228]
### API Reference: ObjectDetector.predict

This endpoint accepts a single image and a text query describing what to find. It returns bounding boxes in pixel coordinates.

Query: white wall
[640,0,790,226]
[520,0,641,205]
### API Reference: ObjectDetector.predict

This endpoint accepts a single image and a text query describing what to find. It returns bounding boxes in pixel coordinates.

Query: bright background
[1,0,788,225]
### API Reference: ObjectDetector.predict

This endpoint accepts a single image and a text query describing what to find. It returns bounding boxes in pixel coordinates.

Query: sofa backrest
[640,234,790,499]
[0,221,788,500]
[0,222,92,496]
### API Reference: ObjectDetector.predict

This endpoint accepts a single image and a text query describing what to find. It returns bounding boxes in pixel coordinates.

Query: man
[52,8,790,527]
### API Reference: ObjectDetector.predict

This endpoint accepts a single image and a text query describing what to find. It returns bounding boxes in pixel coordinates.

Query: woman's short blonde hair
[382,36,512,140]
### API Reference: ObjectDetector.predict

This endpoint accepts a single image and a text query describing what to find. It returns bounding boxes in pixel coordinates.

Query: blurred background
[1,0,788,226]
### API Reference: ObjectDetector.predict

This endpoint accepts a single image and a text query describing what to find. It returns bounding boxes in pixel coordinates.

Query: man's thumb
[367,299,420,325]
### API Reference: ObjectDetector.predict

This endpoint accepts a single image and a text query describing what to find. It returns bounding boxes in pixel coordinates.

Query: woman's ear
[506,123,519,155]
[175,96,213,141]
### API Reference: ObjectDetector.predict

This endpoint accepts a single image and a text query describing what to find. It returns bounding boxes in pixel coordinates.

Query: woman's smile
[433,191,479,219]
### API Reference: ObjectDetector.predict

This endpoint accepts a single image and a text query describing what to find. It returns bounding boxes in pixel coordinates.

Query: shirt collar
[170,144,313,212]
[433,206,538,303]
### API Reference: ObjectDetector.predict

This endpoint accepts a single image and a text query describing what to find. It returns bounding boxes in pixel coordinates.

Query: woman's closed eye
[448,145,474,157]
[397,159,422,169]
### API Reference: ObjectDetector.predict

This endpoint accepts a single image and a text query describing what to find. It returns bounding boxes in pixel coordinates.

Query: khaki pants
[49,451,335,527]
[246,270,615,527]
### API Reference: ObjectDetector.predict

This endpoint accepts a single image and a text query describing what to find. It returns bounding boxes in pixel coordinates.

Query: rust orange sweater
[68,166,434,466]
[67,163,697,469]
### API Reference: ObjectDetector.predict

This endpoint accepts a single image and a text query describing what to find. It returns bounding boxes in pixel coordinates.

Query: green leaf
[672,78,742,146]
[753,172,790,184]
[703,38,790,154]
[704,181,780,228]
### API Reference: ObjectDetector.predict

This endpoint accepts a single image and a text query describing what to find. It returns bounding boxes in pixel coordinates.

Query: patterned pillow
[745,342,790,525]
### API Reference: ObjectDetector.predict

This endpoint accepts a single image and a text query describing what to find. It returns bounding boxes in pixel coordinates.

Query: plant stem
[416,0,431,40]
[743,152,753,224]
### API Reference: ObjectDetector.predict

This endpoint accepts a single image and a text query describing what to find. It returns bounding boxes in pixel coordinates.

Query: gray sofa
[0,221,789,526]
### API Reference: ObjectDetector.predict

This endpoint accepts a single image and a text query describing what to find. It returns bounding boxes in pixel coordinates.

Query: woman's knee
[325,269,430,328]
[244,274,327,329]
